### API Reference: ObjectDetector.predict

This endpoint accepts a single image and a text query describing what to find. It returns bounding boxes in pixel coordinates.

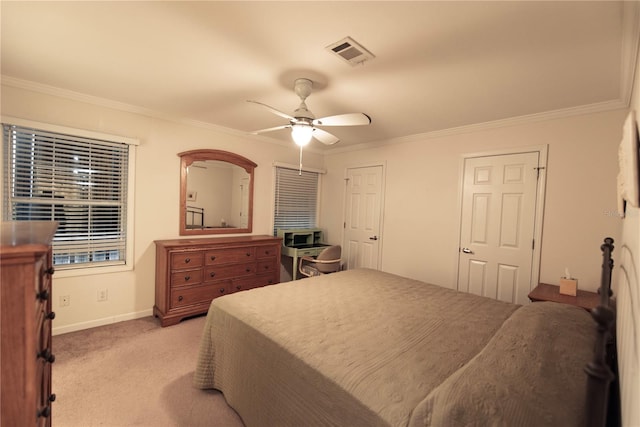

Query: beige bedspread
[193,268,595,427]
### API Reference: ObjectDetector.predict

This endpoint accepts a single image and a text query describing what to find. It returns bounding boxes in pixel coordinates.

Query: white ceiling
[1,1,638,151]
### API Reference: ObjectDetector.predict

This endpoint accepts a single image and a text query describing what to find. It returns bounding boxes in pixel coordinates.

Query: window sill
[53,263,133,278]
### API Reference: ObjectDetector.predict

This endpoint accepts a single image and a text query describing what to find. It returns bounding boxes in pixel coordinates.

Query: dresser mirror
[178,149,256,235]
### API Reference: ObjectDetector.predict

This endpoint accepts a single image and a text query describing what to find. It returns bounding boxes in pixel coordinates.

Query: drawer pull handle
[37,290,49,301]
[38,349,55,364]
[210,272,216,278]
[210,255,216,261]
[178,295,184,302]
[236,285,242,291]
[38,405,52,418]
[185,258,191,263]
[46,311,56,320]
[49,393,56,403]
[245,268,251,272]
[264,265,269,270]
[184,275,191,281]
[219,288,225,294]
[45,267,55,275]
[246,253,251,257]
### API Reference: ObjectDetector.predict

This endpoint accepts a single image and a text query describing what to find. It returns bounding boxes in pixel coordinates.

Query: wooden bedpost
[584,237,616,427]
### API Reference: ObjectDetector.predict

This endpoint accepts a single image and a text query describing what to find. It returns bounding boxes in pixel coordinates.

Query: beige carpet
[52,315,245,427]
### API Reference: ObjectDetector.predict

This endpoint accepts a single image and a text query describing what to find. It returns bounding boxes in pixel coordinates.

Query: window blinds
[3,124,129,268]
[273,167,318,235]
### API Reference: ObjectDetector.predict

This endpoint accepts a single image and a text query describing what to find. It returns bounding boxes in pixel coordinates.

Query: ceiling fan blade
[250,124,291,135]
[247,100,295,121]
[312,128,340,145]
[313,112,371,127]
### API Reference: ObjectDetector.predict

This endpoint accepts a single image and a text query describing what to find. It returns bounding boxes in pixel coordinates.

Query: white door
[457,152,541,304]
[343,165,384,270]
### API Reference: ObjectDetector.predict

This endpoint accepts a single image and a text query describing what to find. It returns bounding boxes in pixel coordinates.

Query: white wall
[613,41,640,427]
[321,108,627,293]
[1,83,323,334]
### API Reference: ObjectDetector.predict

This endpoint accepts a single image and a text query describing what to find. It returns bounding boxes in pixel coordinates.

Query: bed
[193,239,624,427]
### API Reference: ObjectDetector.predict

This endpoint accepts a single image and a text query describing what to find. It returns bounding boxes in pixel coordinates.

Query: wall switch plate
[60,295,70,307]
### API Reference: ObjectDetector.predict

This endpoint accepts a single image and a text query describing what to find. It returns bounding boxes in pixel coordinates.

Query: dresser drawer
[35,257,45,294]
[205,247,255,265]
[233,272,279,292]
[170,283,229,308]
[230,277,258,293]
[36,356,54,426]
[255,272,279,287]
[204,262,255,282]
[170,252,203,270]
[170,269,203,287]
[256,244,279,259]
[36,300,54,348]
[37,317,52,359]
[257,259,278,275]
[34,261,52,315]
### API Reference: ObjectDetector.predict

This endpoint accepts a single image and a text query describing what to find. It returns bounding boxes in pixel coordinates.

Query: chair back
[316,245,342,273]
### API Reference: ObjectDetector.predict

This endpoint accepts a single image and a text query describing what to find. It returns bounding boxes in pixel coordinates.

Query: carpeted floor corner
[52,315,245,427]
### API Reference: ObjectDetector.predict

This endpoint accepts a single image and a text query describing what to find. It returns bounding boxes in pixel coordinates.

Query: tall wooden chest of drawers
[154,235,281,326]
[1,221,57,427]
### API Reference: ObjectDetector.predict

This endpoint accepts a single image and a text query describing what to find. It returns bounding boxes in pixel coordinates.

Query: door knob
[369,236,378,241]
[461,248,474,254]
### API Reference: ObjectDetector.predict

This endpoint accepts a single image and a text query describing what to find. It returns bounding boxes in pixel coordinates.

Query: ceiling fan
[248,78,371,147]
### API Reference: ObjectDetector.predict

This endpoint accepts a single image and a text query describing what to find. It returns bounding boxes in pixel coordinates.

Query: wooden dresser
[1,221,58,427]
[154,235,281,326]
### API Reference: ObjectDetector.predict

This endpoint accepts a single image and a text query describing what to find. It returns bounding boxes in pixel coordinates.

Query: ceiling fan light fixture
[249,77,371,147]
[291,124,313,147]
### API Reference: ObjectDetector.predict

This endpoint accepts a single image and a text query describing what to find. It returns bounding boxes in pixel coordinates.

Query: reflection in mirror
[186,160,250,229]
[179,150,256,235]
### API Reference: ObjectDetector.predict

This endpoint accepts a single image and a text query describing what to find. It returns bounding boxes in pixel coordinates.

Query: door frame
[341,161,387,270]
[454,145,548,293]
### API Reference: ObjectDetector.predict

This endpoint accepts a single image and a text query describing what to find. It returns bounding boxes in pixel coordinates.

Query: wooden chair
[298,245,342,278]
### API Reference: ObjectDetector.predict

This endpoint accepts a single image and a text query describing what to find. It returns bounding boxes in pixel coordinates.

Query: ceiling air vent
[326,37,375,67]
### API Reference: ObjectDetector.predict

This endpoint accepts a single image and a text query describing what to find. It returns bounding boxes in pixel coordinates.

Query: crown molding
[327,98,628,155]
[0,75,329,154]
[4,74,628,157]
[0,75,255,140]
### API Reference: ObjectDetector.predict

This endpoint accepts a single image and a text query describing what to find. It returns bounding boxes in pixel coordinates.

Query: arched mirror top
[178,149,257,236]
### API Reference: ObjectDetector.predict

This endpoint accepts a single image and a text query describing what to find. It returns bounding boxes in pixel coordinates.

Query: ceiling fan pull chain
[299,146,304,175]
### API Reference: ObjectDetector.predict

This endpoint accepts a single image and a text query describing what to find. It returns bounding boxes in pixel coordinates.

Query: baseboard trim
[52,309,154,336]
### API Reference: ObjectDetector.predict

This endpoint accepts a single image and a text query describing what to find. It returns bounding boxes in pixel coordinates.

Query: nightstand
[528,283,601,311]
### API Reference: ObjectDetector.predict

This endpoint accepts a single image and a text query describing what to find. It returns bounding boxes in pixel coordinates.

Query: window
[273,166,320,235]
[2,121,136,271]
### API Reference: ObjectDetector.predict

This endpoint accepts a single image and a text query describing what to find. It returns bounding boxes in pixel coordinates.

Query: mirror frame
[178,149,257,236]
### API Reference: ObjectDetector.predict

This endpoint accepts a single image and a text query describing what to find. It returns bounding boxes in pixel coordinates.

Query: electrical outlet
[60,295,70,307]
[97,289,108,302]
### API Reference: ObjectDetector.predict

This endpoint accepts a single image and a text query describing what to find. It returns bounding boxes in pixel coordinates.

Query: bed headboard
[586,234,640,427]
[584,238,616,427]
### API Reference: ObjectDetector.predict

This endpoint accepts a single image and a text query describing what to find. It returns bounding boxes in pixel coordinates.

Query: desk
[528,283,600,311]
[277,228,329,280]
